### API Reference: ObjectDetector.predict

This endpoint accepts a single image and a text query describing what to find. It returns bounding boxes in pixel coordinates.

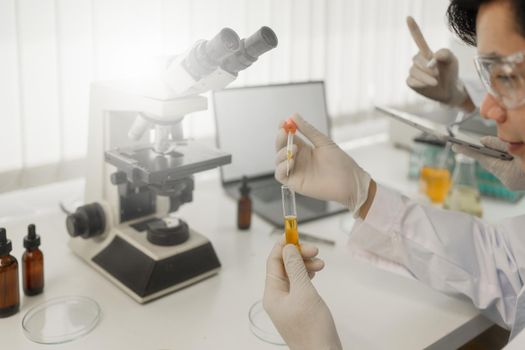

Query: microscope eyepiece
[244,26,278,58]
[165,26,277,95]
[220,26,278,74]
[183,27,240,80]
[206,28,240,61]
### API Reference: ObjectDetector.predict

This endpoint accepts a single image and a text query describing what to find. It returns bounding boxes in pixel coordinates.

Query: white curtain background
[0,0,453,191]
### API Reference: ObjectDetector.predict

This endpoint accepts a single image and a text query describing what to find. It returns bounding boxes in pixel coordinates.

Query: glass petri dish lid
[22,296,100,344]
[248,299,286,346]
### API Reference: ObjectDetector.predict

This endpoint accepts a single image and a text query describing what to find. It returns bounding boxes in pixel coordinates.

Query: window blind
[0,0,451,191]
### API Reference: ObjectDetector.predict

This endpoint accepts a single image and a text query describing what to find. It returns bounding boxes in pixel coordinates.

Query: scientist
[263,0,525,349]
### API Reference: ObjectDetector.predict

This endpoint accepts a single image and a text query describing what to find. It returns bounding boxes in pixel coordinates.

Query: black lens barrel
[221,26,278,74]
[183,27,240,79]
[244,26,278,58]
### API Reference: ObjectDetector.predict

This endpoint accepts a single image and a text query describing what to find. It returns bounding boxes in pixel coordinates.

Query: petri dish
[22,296,100,344]
[248,299,286,346]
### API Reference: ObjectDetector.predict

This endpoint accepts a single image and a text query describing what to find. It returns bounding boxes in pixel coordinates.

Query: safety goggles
[474,50,525,109]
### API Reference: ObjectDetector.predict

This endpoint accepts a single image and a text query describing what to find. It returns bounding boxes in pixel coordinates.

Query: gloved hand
[275,113,371,212]
[407,48,469,107]
[452,136,525,191]
[263,241,342,350]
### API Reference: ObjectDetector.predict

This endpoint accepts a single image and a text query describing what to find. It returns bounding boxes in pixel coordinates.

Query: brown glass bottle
[0,228,20,318]
[22,224,44,296]
[237,176,252,230]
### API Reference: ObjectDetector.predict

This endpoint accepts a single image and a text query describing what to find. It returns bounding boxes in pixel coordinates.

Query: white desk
[2,140,523,349]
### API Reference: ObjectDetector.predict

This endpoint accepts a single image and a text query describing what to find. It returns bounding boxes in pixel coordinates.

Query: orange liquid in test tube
[282,185,300,249]
[284,215,299,247]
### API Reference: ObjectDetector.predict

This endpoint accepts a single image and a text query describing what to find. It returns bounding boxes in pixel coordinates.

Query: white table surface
[2,140,523,350]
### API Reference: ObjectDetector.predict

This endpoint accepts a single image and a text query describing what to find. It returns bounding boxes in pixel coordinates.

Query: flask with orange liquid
[419,166,451,203]
[418,142,453,204]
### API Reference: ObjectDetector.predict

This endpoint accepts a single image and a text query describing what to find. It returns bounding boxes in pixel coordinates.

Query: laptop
[212,81,346,227]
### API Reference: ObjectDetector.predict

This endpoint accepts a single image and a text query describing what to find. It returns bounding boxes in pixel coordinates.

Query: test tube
[281,185,299,247]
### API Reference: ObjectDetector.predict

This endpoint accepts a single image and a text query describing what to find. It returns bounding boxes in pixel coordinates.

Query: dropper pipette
[284,118,297,177]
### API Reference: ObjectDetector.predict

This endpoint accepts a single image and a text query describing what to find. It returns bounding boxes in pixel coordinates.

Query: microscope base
[70,224,221,303]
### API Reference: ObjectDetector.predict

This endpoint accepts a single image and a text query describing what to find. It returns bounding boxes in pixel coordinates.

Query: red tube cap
[284,118,297,134]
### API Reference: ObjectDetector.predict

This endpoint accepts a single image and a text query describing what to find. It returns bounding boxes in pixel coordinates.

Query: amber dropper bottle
[237,176,252,230]
[22,224,44,296]
[0,228,20,317]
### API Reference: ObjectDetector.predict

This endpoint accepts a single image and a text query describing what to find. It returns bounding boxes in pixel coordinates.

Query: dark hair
[447,0,525,46]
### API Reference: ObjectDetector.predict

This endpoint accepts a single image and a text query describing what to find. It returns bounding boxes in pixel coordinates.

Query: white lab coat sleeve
[505,327,525,350]
[350,184,525,329]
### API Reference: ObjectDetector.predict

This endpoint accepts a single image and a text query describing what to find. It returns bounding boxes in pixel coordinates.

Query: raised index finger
[407,16,433,60]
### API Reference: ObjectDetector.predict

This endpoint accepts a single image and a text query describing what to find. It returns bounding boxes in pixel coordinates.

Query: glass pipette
[284,119,297,177]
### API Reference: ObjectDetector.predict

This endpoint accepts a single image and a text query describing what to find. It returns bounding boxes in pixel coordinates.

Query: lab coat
[350,185,525,344]
[505,326,525,349]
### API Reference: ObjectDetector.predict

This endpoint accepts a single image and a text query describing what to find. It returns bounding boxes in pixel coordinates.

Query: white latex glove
[407,48,468,107]
[263,241,342,350]
[275,113,371,212]
[452,136,525,191]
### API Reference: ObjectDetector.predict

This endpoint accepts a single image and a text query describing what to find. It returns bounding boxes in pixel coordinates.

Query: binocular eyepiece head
[183,26,278,79]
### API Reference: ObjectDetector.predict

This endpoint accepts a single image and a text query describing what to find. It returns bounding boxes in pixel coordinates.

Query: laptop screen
[212,82,330,183]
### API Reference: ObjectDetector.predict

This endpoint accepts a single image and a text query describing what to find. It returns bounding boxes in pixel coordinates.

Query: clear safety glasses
[474,50,525,109]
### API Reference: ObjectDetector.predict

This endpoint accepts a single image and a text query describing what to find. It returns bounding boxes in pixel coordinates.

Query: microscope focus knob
[111,171,128,185]
[147,218,189,246]
[66,203,106,239]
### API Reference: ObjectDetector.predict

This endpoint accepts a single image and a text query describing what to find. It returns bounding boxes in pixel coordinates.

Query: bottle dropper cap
[0,228,12,256]
[284,118,297,134]
[240,176,251,196]
[24,224,41,250]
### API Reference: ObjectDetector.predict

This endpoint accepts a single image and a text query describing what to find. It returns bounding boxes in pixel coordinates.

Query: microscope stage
[105,140,231,185]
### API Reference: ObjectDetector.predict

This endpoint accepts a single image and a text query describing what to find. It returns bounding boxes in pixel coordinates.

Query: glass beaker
[444,154,483,217]
[418,144,452,204]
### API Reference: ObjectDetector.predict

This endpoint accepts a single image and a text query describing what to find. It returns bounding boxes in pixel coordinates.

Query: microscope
[65,27,278,303]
